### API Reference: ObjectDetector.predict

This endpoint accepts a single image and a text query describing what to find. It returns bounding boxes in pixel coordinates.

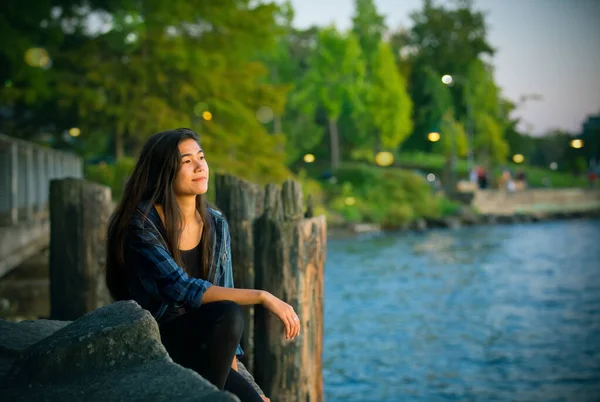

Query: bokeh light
[441,75,453,85]
[202,111,212,121]
[125,32,138,44]
[303,153,315,163]
[427,132,440,142]
[550,162,558,171]
[68,127,81,137]
[375,151,394,167]
[570,139,583,149]
[256,106,274,124]
[512,154,524,163]
[344,197,356,206]
[25,48,52,69]
[427,173,436,182]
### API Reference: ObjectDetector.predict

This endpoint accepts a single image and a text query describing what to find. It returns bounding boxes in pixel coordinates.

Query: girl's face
[173,138,209,196]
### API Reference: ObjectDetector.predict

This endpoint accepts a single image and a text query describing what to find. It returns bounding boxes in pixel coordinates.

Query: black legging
[159,301,262,402]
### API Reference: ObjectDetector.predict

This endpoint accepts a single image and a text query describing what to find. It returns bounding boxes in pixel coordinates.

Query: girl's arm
[202,287,300,340]
[201,286,264,305]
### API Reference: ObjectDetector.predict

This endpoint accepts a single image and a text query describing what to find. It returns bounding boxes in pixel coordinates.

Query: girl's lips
[192,177,207,182]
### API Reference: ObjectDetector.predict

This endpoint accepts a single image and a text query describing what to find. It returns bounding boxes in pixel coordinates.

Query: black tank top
[159,241,203,325]
[180,241,202,279]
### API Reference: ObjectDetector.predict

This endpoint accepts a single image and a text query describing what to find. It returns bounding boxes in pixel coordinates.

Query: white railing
[0,133,83,226]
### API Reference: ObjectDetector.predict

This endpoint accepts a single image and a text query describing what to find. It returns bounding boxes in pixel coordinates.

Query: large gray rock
[0,301,239,401]
[0,319,69,357]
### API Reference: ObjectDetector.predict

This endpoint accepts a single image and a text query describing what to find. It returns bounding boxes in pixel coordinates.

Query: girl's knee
[216,301,244,339]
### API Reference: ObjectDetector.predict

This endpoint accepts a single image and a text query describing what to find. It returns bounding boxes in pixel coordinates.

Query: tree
[464,59,508,164]
[1,0,293,183]
[301,27,365,170]
[399,0,499,158]
[351,0,386,71]
[364,43,413,152]
[404,66,453,152]
[434,110,467,158]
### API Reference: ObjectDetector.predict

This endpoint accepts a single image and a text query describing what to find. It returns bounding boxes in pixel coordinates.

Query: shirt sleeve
[127,226,212,308]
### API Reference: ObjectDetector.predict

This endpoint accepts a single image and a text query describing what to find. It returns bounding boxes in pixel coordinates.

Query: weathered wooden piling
[215,173,265,373]
[49,178,112,320]
[253,179,326,402]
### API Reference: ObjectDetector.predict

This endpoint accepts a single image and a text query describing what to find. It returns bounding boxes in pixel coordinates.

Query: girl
[105,128,300,402]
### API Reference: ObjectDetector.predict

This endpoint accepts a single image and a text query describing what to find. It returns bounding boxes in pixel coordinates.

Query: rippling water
[324,219,600,402]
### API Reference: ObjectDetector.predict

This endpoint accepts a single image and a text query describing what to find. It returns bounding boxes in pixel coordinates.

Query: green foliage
[351,0,386,71]
[433,110,468,158]
[438,197,462,217]
[3,0,291,184]
[364,43,413,151]
[302,27,365,121]
[326,164,443,228]
[85,158,136,200]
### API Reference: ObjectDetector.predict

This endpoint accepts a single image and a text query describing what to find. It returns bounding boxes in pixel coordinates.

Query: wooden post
[254,179,326,402]
[49,178,113,320]
[215,173,265,373]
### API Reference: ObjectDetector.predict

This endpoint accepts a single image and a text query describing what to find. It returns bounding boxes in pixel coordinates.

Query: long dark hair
[105,128,214,301]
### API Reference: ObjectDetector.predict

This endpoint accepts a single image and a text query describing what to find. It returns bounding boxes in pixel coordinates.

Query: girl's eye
[183,160,191,164]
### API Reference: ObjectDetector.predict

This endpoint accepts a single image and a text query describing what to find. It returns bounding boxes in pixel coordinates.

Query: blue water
[323,219,600,401]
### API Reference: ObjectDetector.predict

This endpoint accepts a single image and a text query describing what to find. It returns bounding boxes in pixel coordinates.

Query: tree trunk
[328,118,340,171]
[115,131,124,160]
[273,115,282,135]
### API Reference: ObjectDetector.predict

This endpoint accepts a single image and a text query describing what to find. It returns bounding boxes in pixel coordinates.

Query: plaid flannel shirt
[125,202,243,357]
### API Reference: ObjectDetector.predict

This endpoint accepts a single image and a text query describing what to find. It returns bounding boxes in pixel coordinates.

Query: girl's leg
[159,301,244,389]
[224,368,264,402]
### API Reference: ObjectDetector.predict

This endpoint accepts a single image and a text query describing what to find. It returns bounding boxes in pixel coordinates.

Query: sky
[278,0,600,136]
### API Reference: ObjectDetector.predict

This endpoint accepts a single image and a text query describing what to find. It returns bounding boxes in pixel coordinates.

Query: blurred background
[1,0,599,401]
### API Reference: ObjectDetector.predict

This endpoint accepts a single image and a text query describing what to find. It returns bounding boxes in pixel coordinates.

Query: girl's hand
[260,396,271,402]
[260,291,300,340]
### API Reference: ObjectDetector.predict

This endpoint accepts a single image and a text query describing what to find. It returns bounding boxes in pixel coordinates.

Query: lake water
[323,219,600,402]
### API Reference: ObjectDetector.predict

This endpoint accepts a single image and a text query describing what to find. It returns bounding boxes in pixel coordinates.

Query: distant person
[469,166,478,184]
[477,166,488,189]
[516,169,527,190]
[502,169,516,192]
[105,128,299,402]
[588,169,598,188]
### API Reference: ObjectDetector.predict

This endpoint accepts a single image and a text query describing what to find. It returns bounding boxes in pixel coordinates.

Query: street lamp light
[441,75,453,85]
[570,139,584,149]
[427,132,440,142]
[512,154,524,164]
[303,153,315,163]
[375,151,394,167]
